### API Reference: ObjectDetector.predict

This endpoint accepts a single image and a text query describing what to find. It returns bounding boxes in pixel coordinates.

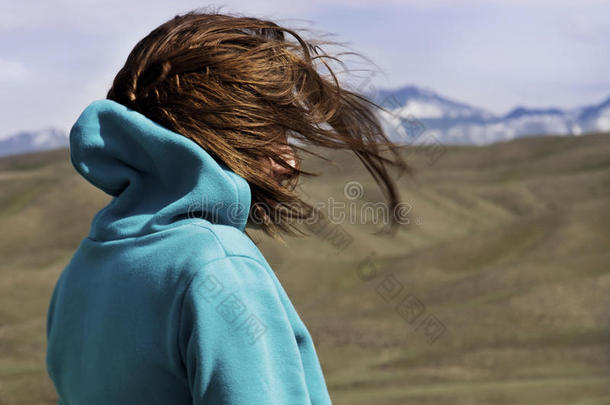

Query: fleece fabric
[45,99,332,405]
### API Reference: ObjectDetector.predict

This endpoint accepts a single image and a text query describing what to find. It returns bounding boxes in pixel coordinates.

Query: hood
[69,99,251,241]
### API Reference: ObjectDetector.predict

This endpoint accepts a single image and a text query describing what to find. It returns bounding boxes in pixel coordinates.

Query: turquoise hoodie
[45,99,332,404]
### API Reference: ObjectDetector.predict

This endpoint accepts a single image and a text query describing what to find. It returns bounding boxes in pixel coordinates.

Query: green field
[1,133,609,404]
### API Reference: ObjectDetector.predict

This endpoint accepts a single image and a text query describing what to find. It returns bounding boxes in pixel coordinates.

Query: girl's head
[106,8,409,238]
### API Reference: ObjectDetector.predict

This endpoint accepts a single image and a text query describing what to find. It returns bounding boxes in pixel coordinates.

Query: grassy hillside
[1,133,609,404]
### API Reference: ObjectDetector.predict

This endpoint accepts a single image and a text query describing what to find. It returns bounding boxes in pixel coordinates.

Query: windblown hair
[106,7,409,238]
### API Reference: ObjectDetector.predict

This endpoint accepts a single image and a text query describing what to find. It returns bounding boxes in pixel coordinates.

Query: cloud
[1,0,609,135]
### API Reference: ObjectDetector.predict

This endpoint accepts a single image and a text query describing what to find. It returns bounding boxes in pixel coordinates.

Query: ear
[269,144,298,179]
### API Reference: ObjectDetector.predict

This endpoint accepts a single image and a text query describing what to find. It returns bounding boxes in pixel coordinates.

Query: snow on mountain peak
[0,127,68,157]
[369,85,610,145]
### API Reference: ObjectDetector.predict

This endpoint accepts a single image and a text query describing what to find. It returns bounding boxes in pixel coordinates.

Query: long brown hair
[106,7,409,239]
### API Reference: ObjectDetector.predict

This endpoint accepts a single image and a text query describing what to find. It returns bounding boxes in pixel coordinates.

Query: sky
[1,0,610,138]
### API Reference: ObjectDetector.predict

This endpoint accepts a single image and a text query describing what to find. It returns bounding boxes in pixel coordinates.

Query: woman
[45,9,408,405]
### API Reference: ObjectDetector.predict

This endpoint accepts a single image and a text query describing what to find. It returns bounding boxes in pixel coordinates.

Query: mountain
[0,128,68,157]
[2,87,609,156]
[373,85,494,122]
[371,85,610,145]
[577,96,610,133]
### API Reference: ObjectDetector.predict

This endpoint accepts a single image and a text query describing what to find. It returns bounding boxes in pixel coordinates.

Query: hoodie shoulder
[158,219,269,292]
[175,230,333,404]
[186,220,267,266]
